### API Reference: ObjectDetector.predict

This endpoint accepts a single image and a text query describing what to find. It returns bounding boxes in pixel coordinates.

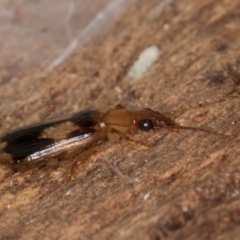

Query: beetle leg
[67,145,98,181]
[0,170,20,185]
[109,128,151,148]
[123,134,151,148]
[0,158,60,184]
[67,135,104,181]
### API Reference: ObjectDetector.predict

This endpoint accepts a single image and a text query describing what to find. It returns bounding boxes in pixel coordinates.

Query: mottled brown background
[0,0,240,239]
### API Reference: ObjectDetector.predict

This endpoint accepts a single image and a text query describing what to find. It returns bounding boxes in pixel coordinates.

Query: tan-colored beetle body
[0,105,226,182]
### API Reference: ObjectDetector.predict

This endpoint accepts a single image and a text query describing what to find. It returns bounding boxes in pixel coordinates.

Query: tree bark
[0,0,240,239]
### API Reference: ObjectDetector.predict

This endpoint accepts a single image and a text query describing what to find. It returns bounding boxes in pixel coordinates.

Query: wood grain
[0,0,240,239]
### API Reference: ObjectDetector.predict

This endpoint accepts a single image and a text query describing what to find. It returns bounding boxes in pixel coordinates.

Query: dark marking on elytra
[0,94,237,182]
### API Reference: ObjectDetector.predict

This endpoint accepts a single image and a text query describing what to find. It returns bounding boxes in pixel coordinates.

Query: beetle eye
[138,119,153,131]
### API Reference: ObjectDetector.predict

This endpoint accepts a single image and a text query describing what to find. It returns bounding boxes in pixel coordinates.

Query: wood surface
[0,0,240,239]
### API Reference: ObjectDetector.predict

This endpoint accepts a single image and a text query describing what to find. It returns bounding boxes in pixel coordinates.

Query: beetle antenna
[167,94,239,116]
[172,124,228,137]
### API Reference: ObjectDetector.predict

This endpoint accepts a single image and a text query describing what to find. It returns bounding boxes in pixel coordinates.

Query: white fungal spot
[127,45,161,81]
[144,193,150,200]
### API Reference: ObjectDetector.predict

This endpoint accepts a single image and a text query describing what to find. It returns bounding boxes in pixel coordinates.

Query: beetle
[0,101,228,182]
